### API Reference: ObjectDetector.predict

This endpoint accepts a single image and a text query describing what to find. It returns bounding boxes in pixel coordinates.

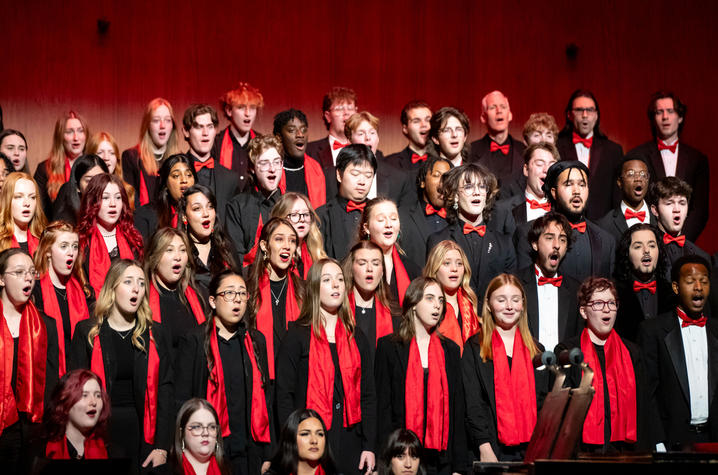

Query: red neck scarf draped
[580,328,637,444]
[11,231,39,257]
[88,226,135,296]
[90,329,159,444]
[39,274,89,376]
[492,330,536,445]
[390,247,411,306]
[405,333,450,450]
[298,241,313,280]
[347,291,393,345]
[438,288,479,353]
[306,319,362,429]
[148,282,205,325]
[182,453,222,475]
[242,214,263,267]
[0,300,47,435]
[256,271,300,379]
[291,465,326,475]
[219,128,255,170]
[45,434,108,459]
[278,154,326,208]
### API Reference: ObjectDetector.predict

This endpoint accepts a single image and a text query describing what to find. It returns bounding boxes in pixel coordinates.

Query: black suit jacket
[190,153,241,225]
[225,189,281,265]
[385,146,429,171]
[488,193,525,237]
[469,134,526,188]
[614,277,674,343]
[210,127,252,192]
[306,137,334,170]
[658,230,711,283]
[596,205,658,243]
[323,159,413,209]
[133,204,159,244]
[399,201,448,266]
[33,158,55,220]
[317,196,363,261]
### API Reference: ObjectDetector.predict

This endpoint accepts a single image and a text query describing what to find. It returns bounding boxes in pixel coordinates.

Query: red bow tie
[538,275,563,287]
[425,203,447,219]
[194,158,215,171]
[570,221,586,233]
[633,280,657,294]
[346,200,366,213]
[677,307,707,328]
[572,132,593,149]
[490,141,510,155]
[411,153,428,164]
[657,140,678,154]
[527,199,551,211]
[624,208,646,222]
[663,233,685,247]
[462,223,486,236]
[332,140,348,151]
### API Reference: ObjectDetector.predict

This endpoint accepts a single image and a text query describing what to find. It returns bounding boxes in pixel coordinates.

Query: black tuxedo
[658,230,710,282]
[399,200,448,266]
[489,193,526,237]
[225,189,281,265]
[317,196,363,260]
[614,277,673,342]
[385,146,429,171]
[306,137,334,170]
[556,134,624,221]
[190,153,241,225]
[323,159,413,209]
[210,126,253,192]
[469,134,526,188]
[628,140,709,241]
[596,205,658,243]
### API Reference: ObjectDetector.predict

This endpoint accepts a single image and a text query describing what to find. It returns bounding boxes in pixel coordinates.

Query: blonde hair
[270,192,327,263]
[423,240,478,310]
[144,227,197,306]
[86,131,136,209]
[344,111,379,140]
[137,98,182,176]
[46,111,89,200]
[33,221,90,296]
[297,258,355,338]
[0,172,48,252]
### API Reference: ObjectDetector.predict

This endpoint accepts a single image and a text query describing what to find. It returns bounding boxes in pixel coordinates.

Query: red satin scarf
[438,288,479,353]
[256,272,300,379]
[298,241,313,279]
[306,319,362,429]
[88,226,135,296]
[391,247,411,306]
[206,319,270,442]
[290,466,326,475]
[278,154,326,208]
[242,213,263,267]
[580,328,637,444]
[492,330,536,445]
[139,171,150,206]
[182,453,222,475]
[39,274,89,376]
[219,128,255,170]
[148,282,205,325]
[11,231,39,257]
[45,434,108,459]
[347,291,393,344]
[90,330,159,444]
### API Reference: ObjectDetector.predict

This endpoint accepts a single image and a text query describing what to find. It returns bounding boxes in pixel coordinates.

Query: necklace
[55,286,67,299]
[100,230,117,238]
[114,328,133,339]
[270,278,288,306]
[283,165,304,172]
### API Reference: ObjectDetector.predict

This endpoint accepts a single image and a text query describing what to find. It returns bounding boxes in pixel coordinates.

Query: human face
[0,253,36,305]
[523,149,557,198]
[261,223,297,273]
[0,134,27,171]
[351,248,383,294]
[653,97,683,141]
[364,201,400,253]
[673,263,710,315]
[390,447,420,475]
[253,148,282,192]
[184,113,216,157]
[280,117,308,159]
[286,198,311,241]
[166,162,194,201]
[413,282,444,331]
[185,192,215,241]
[149,104,173,148]
[113,265,145,316]
[63,118,86,159]
[210,274,248,329]
[183,408,218,463]
[324,100,356,138]
[531,221,568,276]
[351,120,379,153]
[95,140,117,174]
[628,229,659,277]
[79,166,106,194]
[155,235,188,288]
[67,378,103,433]
[97,182,123,229]
[617,160,649,207]
[488,284,523,331]
[435,249,465,292]
[337,162,374,202]
[569,96,598,137]
[433,116,466,160]
[319,262,345,314]
[422,160,451,208]
[651,194,688,235]
[226,103,258,136]
[526,128,555,145]
[580,288,618,340]
[551,168,588,216]
[297,417,326,463]
[11,178,37,228]
[481,92,512,133]
[48,231,79,278]
[402,107,432,149]
[456,174,487,223]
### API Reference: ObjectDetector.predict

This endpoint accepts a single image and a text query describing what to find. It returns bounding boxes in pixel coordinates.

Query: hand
[358,450,376,474]
[479,442,498,463]
[142,449,167,467]
[261,461,272,473]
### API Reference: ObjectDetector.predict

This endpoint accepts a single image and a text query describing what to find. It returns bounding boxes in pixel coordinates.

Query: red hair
[219,81,264,111]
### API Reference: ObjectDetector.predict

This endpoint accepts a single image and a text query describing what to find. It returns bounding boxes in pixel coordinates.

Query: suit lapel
[589,138,604,174]
[611,209,628,236]
[664,318,690,404]
[520,269,539,336]
[410,205,429,243]
[706,322,718,405]
[557,283,570,341]
[648,143,666,179]
[512,202,527,226]
[586,223,603,276]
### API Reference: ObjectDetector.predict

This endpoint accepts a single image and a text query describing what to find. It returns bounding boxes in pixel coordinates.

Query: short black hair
[415,155,453,197]
[335,144,377,175]
[273,109,308,135]
[671,254,711,284]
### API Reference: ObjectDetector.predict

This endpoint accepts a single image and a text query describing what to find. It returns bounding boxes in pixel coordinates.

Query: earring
[182,439,185,451]
[453,198,459,210]
[182,217,188,225]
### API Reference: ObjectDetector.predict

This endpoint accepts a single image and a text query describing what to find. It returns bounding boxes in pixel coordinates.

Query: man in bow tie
[385,100,433,171]
[555,89,624,221]
[306,86,358,170]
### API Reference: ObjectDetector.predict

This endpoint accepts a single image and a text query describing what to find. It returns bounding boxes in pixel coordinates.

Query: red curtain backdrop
[2,0,715,251]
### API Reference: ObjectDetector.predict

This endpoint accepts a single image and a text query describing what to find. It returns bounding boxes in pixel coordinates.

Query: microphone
[532,351,557,369]
[557,347,584,366]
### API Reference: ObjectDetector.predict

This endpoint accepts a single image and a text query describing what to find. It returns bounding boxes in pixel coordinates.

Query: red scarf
[306,319,362,429]
[39,274,89,376]
[405,333,450,450]
[256,272,300,379]
[139,171,150,206]
[347,291,393,344]
[90,330,160,444]
[391,247,411,306]
[11,231,39,257]
[148,282,205,325]
[242,213,263,267]
[45,434,108,459]
[291,466,326,475]
[88,226,135,296]
[278,154,326,208]
[0,300,47,435]
[438,288,479,353]
[219,128,255,170]
[298,241,313,279]
[580,328,637,444]
[492,330,536,445]
[206,319,270,442]
[181,453,222,475]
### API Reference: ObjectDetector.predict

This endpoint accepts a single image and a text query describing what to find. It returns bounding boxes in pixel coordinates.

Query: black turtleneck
[283,154,308,196]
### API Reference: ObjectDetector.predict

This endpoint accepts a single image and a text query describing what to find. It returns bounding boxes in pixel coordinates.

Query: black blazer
[306,137,334,170]
[190,153,242,225]
[225,189,281,265]
[322,159,413,209]
[469,134,526,188]
[658,230,711,283]
[374,335,467,473]
[628,140,709,241]
[317,196,362,261]
[614,277,674,343]
[556,134,624,221]
[596,205,658,243]
[638,311,718,446]
[121,147,159,209]
[488,193,525,237]
[398,201,448,266]
[210,127,252,192]
[384,146,428,171]
[33,158,55,220]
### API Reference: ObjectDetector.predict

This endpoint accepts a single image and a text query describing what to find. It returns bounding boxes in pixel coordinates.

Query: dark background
[2,0,715,252]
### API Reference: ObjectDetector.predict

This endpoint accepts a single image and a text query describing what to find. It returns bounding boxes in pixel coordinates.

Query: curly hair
[439,163,498,224]
[613,224,667,283]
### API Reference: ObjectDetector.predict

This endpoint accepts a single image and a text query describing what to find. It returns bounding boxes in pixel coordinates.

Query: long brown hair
[396,276,446,343]
[33,221,91,297]
[341,240,399,316]
[137,98,182,176]
[46,111,89,201]
[143,227,200,307]
[297,258,355,338]
[0,172,48,251]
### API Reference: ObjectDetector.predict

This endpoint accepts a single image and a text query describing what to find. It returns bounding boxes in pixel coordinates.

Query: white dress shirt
[535,266,560,351]
[525,191,550,222]
[659,139,679,177]
[679,317,709,424]
[620,200,650,228]
[328,135,346,165]
[574,131,593,167]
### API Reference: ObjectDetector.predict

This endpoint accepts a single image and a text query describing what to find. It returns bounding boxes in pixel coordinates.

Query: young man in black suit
[384,100,433,170]
[638,255,718,447]
[555,89,624,221]
[305,86,357,169]
[628,91,709,241]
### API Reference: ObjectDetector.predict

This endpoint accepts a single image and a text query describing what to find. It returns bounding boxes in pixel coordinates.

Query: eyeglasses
[439,126,466,136]
[4,268,39,280]
[623,169,649,179]
[186,423,219,436]
[215,290,248,302]
[586,300,618,311]
[256,158,283,172]
[572,107,597,115]
[287,212,312,223]
[460,183,488,195]
[331,105,357,113]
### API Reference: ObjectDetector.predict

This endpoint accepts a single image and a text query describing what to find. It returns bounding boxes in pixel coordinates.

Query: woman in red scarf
[32,221,94,376]
[374,276,466,475]
[77,174,144,297]
[175,270,273,475]
[0,172,47,256]
[462,273,548,462]
[247,218,305,381]
[43,369,110,460]
[70,259,172,473]
[423,240,480,353]
[172,398,231,475]
[359,198,420,307]
[275,259,376,475]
